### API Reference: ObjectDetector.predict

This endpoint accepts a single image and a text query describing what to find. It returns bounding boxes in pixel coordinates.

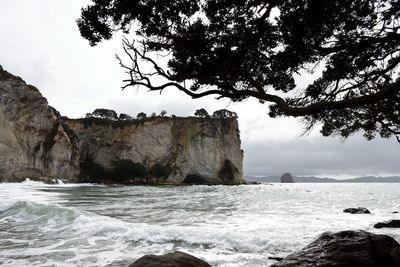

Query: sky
[1,0,399,178]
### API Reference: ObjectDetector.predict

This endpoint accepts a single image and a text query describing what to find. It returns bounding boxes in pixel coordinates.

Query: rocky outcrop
[64,115,244,184]
[128,251,211,267]
[0,67,244,184]
[374,220,400,229]
[280,173,294,183]
[343,207,371,214]
[272,230,400,267]
[0,66,80,182]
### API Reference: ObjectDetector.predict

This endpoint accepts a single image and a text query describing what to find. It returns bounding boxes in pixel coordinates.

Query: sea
[1,180,399,267]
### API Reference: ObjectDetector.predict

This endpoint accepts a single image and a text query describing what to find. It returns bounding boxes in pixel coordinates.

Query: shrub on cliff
[119,113,132,120]
[137,112,147,120]
[87,108,118,120]
[194,108,210,118]
[212,109,237,119]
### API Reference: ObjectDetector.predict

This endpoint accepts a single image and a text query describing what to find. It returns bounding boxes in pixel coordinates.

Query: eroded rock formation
[64,115,244,184]
[0,66,80,182]
[0,66,244,184]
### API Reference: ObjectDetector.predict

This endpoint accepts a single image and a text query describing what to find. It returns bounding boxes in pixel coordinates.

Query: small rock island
[280,172,294,183]
[0,66,245,185]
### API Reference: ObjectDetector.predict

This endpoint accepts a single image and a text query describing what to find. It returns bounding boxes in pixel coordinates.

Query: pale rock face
[0,68,80,182]
[0,67,244,184]
[65,116,245,184]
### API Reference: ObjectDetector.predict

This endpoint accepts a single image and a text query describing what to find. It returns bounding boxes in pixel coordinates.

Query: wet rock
[280,173,294,183]
[374,220,400,229]
[128,251,211,267]
[343,207,371,214]
[272,230,400,267]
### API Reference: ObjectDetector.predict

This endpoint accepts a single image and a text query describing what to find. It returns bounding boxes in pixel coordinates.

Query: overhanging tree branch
[79,0,400,141]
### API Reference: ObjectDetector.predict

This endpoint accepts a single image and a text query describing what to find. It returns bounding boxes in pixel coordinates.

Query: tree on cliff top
[87,108,118,120]
[194,108,210,118]
[77,0,400,142]
[212,109,237,119]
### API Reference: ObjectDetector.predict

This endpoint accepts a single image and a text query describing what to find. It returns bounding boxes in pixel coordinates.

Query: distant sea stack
[280,173,294,183]
[0,67,245,185]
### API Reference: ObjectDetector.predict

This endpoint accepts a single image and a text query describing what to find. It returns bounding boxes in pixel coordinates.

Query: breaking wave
[1,182,400,266]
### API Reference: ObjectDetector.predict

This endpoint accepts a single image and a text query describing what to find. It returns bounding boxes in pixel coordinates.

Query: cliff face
[64,117,244,184]
[0,66,80,182]
[0,66,245,184]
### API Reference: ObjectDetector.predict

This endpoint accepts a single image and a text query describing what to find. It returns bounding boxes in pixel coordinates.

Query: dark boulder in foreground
[374,220,400,229]
[128,251,211,267]
[272,230,400,267]
[343,207,371,214]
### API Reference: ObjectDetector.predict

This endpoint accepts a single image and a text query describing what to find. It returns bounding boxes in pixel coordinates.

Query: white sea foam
[0,183,399,266]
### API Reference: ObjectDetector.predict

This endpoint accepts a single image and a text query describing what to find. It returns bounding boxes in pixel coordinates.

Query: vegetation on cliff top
[67,108,238,129]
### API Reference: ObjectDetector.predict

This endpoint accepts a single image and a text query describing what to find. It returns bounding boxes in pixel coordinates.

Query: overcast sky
[1,0,399,178]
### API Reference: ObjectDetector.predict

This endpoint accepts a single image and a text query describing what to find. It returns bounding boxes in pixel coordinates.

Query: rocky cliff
[0,66,245,184]
[0,66,80,182]
[64,116,244,184]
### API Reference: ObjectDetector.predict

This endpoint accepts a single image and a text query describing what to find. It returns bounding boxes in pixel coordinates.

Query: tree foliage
[136,112,147,119]
[212,109,237,119]
[78,0,400,141]
[119,113,132,120]
[194,108,210,118]
[87,108,119,120]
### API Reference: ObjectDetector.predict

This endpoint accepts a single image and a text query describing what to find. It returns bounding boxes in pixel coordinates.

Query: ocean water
[0,181,400,267]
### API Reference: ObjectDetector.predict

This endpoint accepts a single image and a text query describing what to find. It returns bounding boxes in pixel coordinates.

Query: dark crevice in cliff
[40,120,60,171]
[182,174,211,185]
[60,121,80,163]
[218,159,239,183]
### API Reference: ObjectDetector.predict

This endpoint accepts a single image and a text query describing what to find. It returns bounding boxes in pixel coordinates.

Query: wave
[0,200,277,251]
[4,183,397,266]
[20,178,106,187]
[0,199,284,266]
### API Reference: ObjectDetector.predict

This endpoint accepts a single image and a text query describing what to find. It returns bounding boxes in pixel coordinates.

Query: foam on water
[0,182,400,266]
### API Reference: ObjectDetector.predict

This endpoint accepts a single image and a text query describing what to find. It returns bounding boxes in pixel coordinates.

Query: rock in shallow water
[128,251,211,267]
[272,230,400,267]
[374,220,400,229]
[343,207,371,214]
[280,173,294,183]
